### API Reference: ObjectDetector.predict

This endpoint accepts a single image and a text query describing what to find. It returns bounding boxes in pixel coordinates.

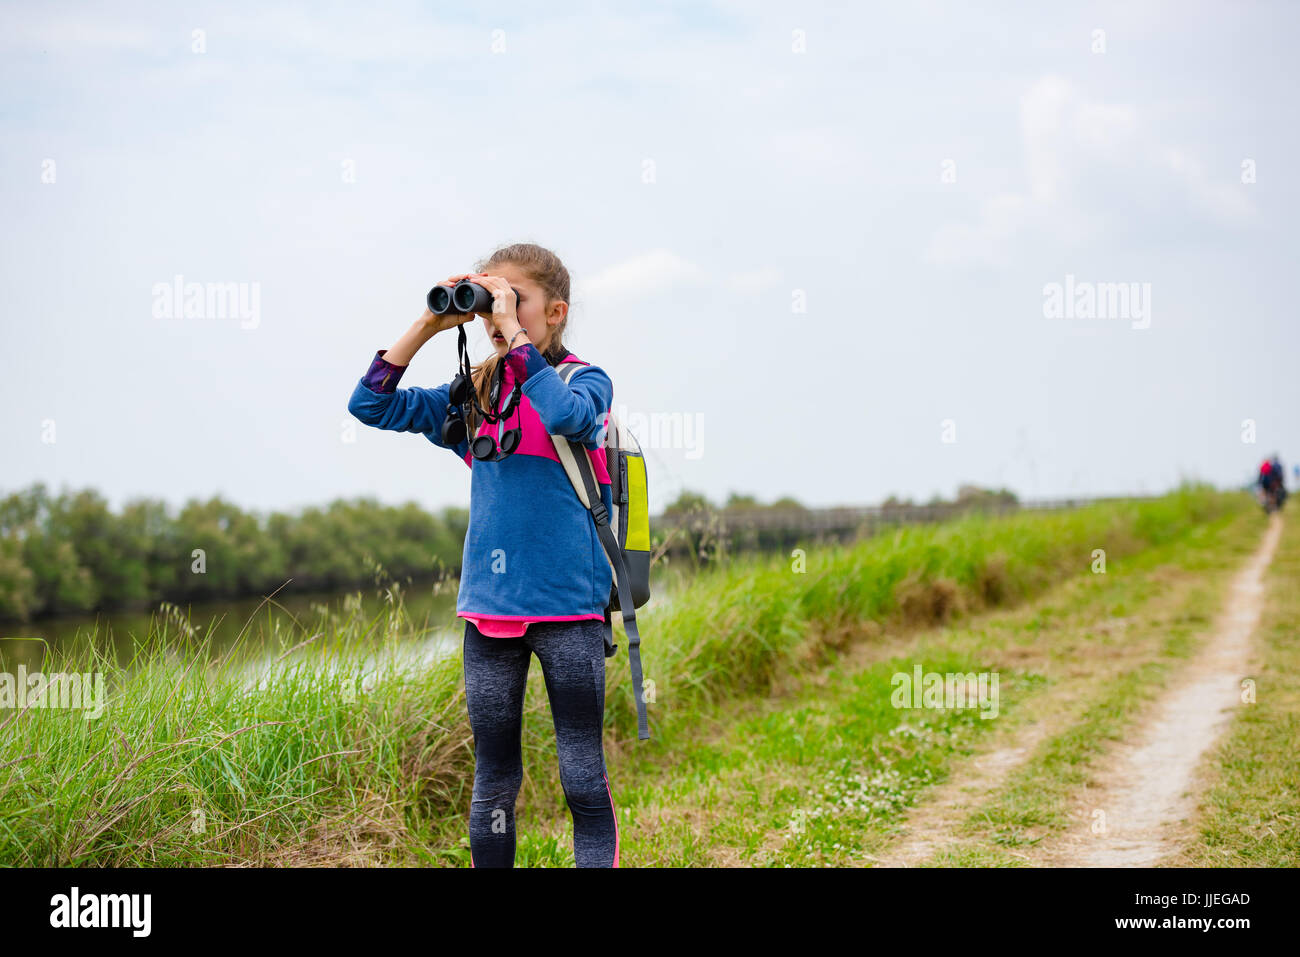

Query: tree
[0,534,36,620]
[954,484,1018,510]
[22,533,97,615]
[663,490,713,515]
[50,489,148,608]
[769,495,807,511]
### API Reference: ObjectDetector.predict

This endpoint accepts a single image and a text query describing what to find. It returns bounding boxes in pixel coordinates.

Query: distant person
[1258,457,1284,510]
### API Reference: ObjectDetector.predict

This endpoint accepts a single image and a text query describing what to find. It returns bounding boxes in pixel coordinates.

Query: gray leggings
[463,618,619,867]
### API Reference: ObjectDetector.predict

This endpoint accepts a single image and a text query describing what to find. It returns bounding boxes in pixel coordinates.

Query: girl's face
[477,262,564,355]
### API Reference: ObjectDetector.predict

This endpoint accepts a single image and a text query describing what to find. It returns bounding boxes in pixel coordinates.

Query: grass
[587,496,1261,866]
[0,484,1249,866]
[905,509,1281,867]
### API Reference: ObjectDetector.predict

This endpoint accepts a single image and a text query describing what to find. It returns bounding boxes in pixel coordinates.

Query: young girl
[346,243,620,868]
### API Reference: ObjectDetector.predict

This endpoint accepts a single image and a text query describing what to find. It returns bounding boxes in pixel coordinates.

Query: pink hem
[458,613,606,621]
[459,612,605,639]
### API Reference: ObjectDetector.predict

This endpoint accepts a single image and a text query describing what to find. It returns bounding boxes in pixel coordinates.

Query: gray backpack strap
[550,362,650,741]
[549,363,607,520]
[564,434,650,741]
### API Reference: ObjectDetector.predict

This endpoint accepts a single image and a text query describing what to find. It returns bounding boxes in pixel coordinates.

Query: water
[0,579,462,672]
[0,563,696,674]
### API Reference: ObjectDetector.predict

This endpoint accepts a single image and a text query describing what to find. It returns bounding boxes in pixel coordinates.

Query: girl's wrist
[414,315,442,342]
[383,318,436,367]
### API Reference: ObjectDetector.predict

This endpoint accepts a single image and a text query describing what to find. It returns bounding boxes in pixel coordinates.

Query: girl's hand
[468,272,521,337]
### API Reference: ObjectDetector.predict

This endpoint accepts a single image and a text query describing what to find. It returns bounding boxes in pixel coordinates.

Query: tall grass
[622,483,1238,726]
[0,483,1245,866]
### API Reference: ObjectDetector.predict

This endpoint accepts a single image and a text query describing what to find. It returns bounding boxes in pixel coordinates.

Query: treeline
[0,481,1017,622]
[0,483,468,622]
[663,484,1018,516]
[658,484,1021,562]
[880,484,1020,512]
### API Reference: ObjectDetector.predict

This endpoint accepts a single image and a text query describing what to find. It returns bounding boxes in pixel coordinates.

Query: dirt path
[865,618,1152,868]
[866,514,1280,868]
[865,720,1060,866]
[1037,513,1283,867]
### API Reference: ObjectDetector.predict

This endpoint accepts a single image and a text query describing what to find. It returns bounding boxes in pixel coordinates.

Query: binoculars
[442,369,522,461]
[427,279,521,316]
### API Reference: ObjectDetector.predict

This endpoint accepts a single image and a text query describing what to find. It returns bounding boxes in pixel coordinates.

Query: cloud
[572,249,783,302]
[573,249,705,301]
[925,74,1256,266]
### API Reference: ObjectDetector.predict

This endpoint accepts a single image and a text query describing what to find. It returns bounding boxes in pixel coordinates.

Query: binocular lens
[443,417,466,445]
[453,281,489,314]
[428,285,453,314]
[500,429,520,454]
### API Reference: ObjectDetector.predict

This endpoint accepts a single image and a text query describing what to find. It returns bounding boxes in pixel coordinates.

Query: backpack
[549,361,652,741]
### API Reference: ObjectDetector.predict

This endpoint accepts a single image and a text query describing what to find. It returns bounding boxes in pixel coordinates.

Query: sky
[2,0,1297,520]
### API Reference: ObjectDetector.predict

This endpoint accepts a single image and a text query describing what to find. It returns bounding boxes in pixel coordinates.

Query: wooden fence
[648,494,1162,557]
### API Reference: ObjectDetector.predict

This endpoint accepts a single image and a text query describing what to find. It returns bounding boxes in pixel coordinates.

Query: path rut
[1042,514,1282,866]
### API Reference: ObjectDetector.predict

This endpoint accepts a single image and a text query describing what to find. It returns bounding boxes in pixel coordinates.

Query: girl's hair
[466,242,572,435]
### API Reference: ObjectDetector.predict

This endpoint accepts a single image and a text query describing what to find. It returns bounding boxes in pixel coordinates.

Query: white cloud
[573,250,783,302]
[925,74,1256,266]
[1158,146,1254,221]
[572,249,705,300]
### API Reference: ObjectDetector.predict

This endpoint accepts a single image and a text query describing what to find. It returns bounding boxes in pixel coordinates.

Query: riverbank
[0,484,1246,865]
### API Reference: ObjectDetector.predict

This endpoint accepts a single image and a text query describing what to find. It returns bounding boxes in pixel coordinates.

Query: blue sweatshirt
[346,341,616,626]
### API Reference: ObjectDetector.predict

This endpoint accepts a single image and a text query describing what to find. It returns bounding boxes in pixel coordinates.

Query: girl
[346,243,620,868]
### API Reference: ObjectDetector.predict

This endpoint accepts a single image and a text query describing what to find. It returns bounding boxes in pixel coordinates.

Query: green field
[6,484,1292,867]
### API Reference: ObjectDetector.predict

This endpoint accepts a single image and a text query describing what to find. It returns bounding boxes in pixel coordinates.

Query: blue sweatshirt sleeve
[519,356,614,447]
[346,350,468,456]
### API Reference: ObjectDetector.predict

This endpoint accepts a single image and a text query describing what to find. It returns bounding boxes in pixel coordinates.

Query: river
[0,565,691,674]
